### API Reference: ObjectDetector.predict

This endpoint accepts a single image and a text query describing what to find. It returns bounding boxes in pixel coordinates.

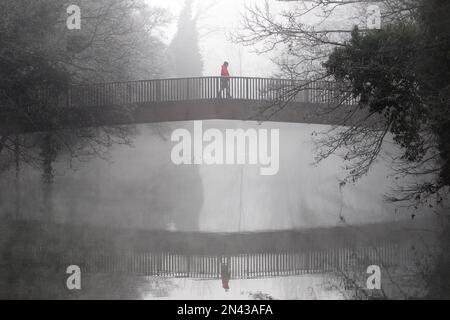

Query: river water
[0,120,441,299]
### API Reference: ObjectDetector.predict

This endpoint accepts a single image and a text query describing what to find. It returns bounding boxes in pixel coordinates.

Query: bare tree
[232,0,449,209]
[0,0,171,216]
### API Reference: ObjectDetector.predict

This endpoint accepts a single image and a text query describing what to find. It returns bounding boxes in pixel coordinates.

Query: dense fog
[0,121,429,232]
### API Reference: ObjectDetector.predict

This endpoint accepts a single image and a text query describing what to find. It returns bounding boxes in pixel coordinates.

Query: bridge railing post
[215,77,220,99]
[186,78,190,100]
[156,80,161,102]
[186,255,191,277]
[305,81,311,103]
[157,252,162,276]
[245,78,249,100]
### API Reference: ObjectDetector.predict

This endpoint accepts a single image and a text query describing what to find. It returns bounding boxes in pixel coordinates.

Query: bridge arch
[1,77,361,134]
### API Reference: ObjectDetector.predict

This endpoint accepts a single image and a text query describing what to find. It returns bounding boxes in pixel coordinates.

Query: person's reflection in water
[220,257,230,292]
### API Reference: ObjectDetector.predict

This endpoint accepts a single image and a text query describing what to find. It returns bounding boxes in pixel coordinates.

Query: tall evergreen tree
[168,0,203,77]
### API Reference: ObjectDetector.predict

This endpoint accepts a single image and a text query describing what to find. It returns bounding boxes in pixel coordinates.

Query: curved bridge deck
[1,77,360,134]
[68,77,351,106]
[2,219,436,280]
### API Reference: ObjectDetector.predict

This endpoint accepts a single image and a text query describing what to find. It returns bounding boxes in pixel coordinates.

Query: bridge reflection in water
[7,219,433,281]
[23,245,411,280]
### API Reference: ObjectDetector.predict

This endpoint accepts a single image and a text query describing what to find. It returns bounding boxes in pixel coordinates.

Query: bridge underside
[0,99,355,135]
[125,99,345,126]
[1,218,429,254]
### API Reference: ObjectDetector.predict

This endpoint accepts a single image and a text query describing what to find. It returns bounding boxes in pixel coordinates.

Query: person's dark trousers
[218,78,231,98]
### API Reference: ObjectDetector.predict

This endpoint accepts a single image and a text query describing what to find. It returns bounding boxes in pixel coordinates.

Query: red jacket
[222,279,230,290]
[221,65,230,77]
[221,263,230,290]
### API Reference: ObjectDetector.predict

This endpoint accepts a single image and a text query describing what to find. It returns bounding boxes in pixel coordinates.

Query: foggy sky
[148,0,280,77]
[148,0,362,77]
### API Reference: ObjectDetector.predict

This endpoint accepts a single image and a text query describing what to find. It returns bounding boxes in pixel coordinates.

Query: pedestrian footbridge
[3,220,433,280]
[1,77,361,134]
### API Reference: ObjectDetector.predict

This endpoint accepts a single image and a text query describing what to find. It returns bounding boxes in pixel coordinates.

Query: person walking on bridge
[219,61,231,99]
[220,257,230,292]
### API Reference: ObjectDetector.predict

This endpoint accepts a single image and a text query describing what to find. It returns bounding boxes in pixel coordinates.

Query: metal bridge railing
[15,244,411,279]
[66,77,359,108]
